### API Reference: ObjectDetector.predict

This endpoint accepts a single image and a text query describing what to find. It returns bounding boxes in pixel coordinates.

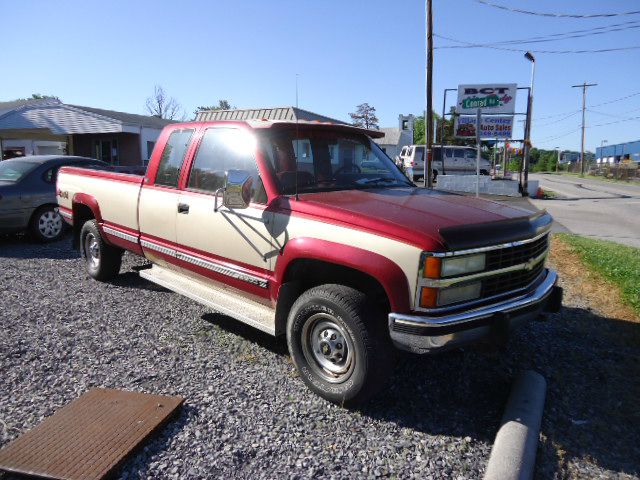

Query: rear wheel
[286,284,394,406]
[80,220,122,281]
[30,206,65,242]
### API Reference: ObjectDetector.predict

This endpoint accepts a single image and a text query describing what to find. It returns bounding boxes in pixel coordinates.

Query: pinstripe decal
[140,238,267,288]
[103,226,138,244]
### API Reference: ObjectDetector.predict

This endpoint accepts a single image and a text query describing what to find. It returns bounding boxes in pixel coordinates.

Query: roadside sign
[456,84,517,114]
[454,115,514,139]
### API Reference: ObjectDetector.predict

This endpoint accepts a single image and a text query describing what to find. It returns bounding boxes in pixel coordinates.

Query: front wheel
[286,284,394,406]
[80,220,122,281]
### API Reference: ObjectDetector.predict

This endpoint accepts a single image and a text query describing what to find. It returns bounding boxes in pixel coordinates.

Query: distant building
[596,140,640,164]
[560,150,595,164]
[372,114,415,159]
[0,98,175,165]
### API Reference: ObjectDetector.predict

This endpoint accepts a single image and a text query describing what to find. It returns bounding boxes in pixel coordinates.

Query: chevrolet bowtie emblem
[524,257,537,270]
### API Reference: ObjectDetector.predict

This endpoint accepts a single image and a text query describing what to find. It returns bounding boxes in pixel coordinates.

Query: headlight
[419,282,482,307]
[422,253,486,279]
[441,253,486,277]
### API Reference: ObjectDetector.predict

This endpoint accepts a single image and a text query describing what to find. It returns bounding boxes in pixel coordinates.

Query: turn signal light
[420,287,438,308]
[423,257,441,278]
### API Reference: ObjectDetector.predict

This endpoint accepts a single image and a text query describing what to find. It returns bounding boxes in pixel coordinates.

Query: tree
[145,85,183,120]
[13,93,59,101]
[193,99,234,116]
[349,103,379,129]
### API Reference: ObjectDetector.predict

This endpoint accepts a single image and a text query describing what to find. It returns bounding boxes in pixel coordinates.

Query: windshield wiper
[359,177,398,185]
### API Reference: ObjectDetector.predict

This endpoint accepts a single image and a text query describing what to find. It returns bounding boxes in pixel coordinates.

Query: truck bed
[57,166,144,235]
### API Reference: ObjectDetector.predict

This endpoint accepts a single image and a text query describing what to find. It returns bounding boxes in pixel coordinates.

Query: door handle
[177,203,190,214]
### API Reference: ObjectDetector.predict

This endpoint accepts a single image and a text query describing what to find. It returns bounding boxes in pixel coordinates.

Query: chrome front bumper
[388,269,562,354]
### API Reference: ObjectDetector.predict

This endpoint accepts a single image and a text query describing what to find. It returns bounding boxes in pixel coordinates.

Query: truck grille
[485,234,549,270]
[482,262,545,298]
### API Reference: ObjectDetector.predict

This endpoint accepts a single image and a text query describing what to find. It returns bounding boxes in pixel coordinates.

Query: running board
[139,265,276,336]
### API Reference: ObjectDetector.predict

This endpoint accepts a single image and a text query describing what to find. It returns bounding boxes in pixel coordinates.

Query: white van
[398,145,491,181]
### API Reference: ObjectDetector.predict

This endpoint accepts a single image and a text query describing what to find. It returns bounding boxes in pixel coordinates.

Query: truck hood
[278,187,549,251]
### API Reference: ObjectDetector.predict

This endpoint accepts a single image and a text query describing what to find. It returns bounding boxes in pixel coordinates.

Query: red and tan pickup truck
[57,119,562,405]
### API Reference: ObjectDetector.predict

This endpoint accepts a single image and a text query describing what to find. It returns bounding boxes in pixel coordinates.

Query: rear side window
[155,129,194,187]
[188,128,266,203]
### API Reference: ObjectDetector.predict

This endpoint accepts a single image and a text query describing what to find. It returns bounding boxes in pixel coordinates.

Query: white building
[373,114,415,159]
[0,98,174,165]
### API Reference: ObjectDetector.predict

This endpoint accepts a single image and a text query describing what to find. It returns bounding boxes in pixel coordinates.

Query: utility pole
[424,0,434,188]
[572,82,597,176]
[522,52,536,197]
[556,147,560,173]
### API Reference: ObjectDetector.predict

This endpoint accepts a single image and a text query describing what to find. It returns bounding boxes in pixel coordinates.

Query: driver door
[175,127,274,289]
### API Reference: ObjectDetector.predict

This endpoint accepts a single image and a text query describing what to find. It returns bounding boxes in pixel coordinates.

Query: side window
[42,167,58,184]
[445,148,454,158]
[155,129,194,187]
[188,128,266,204]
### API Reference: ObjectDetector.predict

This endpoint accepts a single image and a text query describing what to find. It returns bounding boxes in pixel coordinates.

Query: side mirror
[222,169,252,210]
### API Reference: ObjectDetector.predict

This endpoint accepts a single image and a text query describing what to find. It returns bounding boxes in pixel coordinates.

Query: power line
[536,127,582,144]
[589,91,640,108]
[473,0,640,19]
[436,23,640,48]
[535,111,581,127]
[588,116,640,127]
[535,110,581,120]
[587,108,640,119]
[434,34,640,53]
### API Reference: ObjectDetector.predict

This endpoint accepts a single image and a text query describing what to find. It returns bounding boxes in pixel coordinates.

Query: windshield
[259,128,412,194]
[0,161,38,182]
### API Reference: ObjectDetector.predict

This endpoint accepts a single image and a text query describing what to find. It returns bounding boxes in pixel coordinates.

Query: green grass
[557,234,640,315]
[556,171,640,186]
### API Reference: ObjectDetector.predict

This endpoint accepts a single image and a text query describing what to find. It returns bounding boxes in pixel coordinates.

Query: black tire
[29,205,65,242]
[286,284,394,406]
[80,220,122,281]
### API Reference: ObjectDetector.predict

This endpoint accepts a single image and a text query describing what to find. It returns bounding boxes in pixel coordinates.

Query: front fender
[274,237,411,313]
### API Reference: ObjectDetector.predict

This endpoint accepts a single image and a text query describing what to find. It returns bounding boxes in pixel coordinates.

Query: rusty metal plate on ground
[0,388,184,480]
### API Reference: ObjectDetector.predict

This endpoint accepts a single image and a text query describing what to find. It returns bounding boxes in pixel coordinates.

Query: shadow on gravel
[201,312,289,356]
[359,348,512,444]
[113,404,197,480]
[531,306,640,478]
[0,234,78,260]
[112,271,172,293]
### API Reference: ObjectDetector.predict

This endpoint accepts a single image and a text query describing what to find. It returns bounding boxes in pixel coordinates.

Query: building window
[147,141,156,160]
[402,120,408,130]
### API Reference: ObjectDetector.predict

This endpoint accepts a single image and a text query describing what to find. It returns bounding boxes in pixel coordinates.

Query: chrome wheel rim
[38,209,63,239]
[84,232,100,269]
[301,313,355,383]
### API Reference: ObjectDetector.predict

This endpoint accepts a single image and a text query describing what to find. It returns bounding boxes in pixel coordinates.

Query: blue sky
[3,0,639,151]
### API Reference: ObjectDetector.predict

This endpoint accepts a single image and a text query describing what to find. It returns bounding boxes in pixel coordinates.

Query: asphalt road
[529,173,640,248]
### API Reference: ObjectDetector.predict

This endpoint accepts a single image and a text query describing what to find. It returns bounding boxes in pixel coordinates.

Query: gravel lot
[1,235,638,479]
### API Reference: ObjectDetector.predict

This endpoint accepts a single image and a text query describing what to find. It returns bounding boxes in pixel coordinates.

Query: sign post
[475,109,481,197]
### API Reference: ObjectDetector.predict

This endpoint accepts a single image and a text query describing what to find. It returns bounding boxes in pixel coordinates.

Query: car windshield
[259,128,412,194]
[0,161,38,182]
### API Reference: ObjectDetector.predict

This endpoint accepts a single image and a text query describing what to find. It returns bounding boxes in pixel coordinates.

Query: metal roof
[373,127,402,146]
[195,106,347,125]
[0,99,174,136]
[68,105,176,129]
